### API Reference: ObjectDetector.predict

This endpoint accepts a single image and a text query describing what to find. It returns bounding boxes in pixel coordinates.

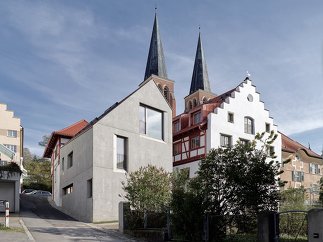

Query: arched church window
[193,99,197,107]
[202,97,207,103]
[163,86,169,100]
[188,101,193,110]
[157,84,162,92]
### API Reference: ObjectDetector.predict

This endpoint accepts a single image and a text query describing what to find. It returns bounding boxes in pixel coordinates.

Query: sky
[0,0,322,156]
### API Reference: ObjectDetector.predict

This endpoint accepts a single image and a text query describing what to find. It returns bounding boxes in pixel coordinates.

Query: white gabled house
[172,32,281,177]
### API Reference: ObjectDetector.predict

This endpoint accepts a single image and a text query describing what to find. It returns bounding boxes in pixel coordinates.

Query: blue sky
[0,1,322,156]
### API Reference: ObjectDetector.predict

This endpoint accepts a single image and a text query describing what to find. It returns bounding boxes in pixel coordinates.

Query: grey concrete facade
[60,79,173,222]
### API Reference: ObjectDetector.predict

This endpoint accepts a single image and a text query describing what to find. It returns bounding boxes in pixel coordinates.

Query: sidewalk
[0,213,30,241]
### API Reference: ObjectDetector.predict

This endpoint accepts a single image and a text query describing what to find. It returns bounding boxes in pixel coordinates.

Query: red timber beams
[173,125,207,166]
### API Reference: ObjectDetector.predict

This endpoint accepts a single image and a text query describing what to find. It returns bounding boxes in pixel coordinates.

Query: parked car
[26,190,52,196]
[21,189,35,194]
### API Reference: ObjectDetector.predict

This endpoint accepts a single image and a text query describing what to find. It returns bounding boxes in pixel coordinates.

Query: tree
[280,187,307,211]
[38,135,50,147]
[23,158,52,191]
[171,169,204,241]
[122,164,171,212]
[193,131,283,238]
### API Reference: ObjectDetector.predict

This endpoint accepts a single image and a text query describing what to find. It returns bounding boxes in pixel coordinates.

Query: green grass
[93,220,118,224]
[0,224,24,233]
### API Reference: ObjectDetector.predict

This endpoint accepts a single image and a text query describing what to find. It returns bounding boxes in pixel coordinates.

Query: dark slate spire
[144,13,168,80]
[189,32,211,94]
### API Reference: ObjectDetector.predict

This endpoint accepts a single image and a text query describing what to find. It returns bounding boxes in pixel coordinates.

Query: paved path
[0,195,138,242]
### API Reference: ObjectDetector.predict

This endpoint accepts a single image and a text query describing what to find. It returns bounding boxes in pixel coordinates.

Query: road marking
[19,219,35,241]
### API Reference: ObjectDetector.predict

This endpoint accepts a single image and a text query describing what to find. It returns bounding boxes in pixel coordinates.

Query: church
[145,14,281,177]
[148,13,323,203]
[45,12,323,222]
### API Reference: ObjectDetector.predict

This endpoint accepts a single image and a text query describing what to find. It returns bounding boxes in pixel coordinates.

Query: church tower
[141,12,176,116]
[184,32,215,112]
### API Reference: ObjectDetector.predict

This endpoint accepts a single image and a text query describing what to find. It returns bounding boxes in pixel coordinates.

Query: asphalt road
[20,194,137,242]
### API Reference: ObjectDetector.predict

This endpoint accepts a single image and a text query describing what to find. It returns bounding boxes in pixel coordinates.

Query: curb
[19,219,35,241]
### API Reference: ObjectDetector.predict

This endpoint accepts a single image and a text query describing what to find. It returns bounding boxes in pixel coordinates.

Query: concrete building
[0,103,24,212]
[173,33,281,177]
[57,14,173,222]
[59,78,173,222]
[280,133,323,204]
[43,120,88,206]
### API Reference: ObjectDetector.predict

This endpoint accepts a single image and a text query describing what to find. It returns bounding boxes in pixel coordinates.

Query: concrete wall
[59,80,172,222]
[60,128,94,222]
[92,80,172,222]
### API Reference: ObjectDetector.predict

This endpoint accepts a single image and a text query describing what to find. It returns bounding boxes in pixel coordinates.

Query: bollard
[5,201,9,227]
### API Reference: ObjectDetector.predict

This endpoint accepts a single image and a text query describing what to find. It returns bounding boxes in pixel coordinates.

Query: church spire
[144,13,168,81]
[189,31,211,94]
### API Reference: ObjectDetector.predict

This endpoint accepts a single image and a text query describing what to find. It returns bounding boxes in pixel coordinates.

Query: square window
[7,130,17,138]
[116,136,128,171]
[220,134,232,147]
[173,142,181,155]
[139,105,164,140]
[4,144,17,153]
[239,138,249,146]
[228,112,234,123]
[190,136,200,149]
[63,184,73,195]
[266,123,270,133]
[292,171,304,182]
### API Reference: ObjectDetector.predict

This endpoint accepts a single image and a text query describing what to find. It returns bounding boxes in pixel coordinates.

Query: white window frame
[114,135,128,172]
[228,112,234,123]
[7,130,17,138]
[139,105,164,141]
[190,136,200,149]
[244,117,255,134]
[220,134,232,147]
[4,144,17,153]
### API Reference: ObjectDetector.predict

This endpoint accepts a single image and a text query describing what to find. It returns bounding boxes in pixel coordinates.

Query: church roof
[189,32,211,94]
[281,132,322,159]
[43,119,88,158]
[144,13,168,81]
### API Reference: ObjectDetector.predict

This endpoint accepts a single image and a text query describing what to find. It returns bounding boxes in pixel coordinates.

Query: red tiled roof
[43,120,88,158]
[55,120,89,137]
[281,132,322,159]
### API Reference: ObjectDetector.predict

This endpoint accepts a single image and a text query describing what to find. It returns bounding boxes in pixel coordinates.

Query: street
[0,195,137,242]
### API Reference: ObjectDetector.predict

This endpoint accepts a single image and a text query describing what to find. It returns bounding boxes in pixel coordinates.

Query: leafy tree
[122,164,171,213]
[280,187,307,211]
[319,177,323,205]
[23,158,52,191]
[193,131,283,239]
[171,169,204,241]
